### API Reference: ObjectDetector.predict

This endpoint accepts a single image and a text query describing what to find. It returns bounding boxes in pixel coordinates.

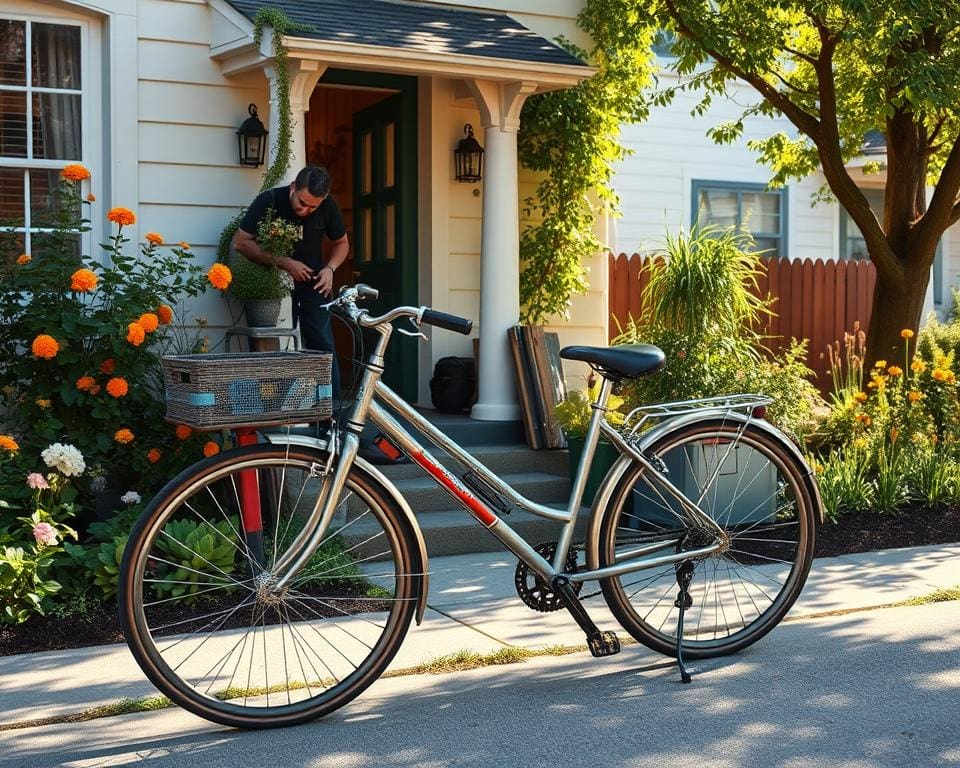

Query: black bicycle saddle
[559,344,666,379]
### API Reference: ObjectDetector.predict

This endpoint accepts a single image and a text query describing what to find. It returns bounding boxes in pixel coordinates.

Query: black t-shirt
[239,186,346,271]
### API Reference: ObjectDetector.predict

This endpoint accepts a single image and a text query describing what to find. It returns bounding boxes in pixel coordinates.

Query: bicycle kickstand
[674,560,695,684]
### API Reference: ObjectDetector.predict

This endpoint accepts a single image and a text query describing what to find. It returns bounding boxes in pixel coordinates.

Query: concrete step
[371,444,569,481]
[346,471,570,515]
[342,505,590,559]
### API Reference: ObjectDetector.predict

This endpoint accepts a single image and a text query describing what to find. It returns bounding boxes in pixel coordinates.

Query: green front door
[353,92,418,400]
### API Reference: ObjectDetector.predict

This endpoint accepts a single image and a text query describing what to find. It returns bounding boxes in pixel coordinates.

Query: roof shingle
[225,0,588,68]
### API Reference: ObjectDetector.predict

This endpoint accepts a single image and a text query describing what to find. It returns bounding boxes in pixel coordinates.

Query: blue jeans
[293,286,341,398]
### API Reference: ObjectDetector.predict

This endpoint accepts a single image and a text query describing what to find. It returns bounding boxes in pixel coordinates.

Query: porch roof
[224,0,589,69]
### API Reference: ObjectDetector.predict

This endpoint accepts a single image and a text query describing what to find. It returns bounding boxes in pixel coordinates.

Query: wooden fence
[608,253,877,391]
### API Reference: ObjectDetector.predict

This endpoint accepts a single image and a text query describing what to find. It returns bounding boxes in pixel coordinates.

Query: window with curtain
[692,180,787,258]
[0,17,83,262]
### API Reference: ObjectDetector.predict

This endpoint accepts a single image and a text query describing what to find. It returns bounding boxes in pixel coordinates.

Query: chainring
[514,541,582,612]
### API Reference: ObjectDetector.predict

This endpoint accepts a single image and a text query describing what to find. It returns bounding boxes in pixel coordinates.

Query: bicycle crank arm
[552,576,621,658]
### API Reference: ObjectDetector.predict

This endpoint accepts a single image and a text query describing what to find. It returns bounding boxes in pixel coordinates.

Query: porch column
[466,79,537,422]
[264,60,326,184]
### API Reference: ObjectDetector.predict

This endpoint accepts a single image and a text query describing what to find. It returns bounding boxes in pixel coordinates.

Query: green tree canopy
[625,0,960,364]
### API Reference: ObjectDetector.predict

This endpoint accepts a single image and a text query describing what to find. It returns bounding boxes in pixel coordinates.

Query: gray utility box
[631,441,777,530]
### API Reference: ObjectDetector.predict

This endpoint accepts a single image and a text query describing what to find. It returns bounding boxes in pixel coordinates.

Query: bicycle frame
[268,312,742,597]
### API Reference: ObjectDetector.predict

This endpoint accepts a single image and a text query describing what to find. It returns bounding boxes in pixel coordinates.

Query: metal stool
[224,326,301,352]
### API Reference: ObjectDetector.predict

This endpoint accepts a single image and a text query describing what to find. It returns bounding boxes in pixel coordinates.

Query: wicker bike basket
[161,351,333,430]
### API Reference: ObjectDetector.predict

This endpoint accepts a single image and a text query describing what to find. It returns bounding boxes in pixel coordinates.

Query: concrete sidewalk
[0,542,957,729]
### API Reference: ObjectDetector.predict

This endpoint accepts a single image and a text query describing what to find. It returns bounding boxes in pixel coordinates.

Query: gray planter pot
[243,299,282,327]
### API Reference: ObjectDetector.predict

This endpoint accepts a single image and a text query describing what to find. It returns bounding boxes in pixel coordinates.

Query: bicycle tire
[119,443,421,728]
[597,419,817,659]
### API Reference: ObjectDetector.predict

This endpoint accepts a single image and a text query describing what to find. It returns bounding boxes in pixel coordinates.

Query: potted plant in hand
[555,376,625,504]
[229,210,297,327]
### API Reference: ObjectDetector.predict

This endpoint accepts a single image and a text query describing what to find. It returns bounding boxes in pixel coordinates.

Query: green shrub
[152,517,239,604]
[227,255,292,300]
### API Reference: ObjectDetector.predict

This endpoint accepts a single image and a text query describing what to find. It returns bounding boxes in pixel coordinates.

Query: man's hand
[313,265,335,296]
[281,257,314,282]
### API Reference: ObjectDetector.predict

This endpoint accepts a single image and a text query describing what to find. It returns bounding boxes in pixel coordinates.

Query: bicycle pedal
[587,631,621,658]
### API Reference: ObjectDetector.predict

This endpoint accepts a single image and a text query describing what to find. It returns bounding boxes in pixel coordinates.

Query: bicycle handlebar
[331,283,473,335]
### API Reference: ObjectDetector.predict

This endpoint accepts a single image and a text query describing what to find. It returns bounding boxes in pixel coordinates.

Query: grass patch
[898,586,960,606]
[384,642,592,678]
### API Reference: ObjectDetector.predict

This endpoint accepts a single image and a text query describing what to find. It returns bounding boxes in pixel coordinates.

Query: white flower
[121,491,142,506]
[40,443,86,477]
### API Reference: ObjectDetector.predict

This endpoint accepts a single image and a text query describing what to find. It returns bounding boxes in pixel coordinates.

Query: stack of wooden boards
[507,325,567,449]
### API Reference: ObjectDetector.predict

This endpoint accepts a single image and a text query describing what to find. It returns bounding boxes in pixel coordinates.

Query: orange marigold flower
[76,376,96,392]
[107,207,136,226]
[853,391,867,403]
[855,413,872,426]
[100,358,115,375]
[35,398,51,409]
[137,312,159,333]
[900,329,914,339]
[932,369,948,382]
[86,192,96,202]
[873,360,887,370]
[147,448,162,464]
[179,242,190,250]
[175,424,192,440]
[106,377,129,398]
[114,428,135,444]
[126,322,145,346]
[156,304,174,325]
[16,254,30,265]
[145,232,163,246]
[203,441,220,457]
[887,365,903,377]
[889,427,900,445]
[88,384,101,395]
[60,163,91,182]
[0,435,19,452]
[911,359,926,373]
[32,335,59,359]
[207,263,232,291]
[70,268,98,292]
[908,390,922,403]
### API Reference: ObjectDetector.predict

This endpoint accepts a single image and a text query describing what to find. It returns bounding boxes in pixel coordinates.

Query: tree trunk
[866,256,931,370]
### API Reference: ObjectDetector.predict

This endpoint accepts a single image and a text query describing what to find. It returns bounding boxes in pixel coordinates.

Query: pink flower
[26,473,50,490]
[32,522,58,546]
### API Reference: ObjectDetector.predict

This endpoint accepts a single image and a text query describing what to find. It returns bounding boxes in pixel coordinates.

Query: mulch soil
[2,506,959,658]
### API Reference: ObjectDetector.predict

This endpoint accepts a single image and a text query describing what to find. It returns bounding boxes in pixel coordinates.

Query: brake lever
[396,316,428,341]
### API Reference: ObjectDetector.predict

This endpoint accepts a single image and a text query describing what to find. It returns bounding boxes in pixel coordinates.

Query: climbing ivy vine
[217,8,313,263]
[518,1,656,325]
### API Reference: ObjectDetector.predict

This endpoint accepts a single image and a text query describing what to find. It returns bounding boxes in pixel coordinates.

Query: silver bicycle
[119,284,821,728]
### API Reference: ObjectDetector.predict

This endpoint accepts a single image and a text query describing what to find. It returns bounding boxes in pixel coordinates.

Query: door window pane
[384,203,395,261]
[32,23,81,89]
[384,122,395,188]
[741,191,780,234]
[361,208,372,263]
[0,20,26,85]
[361,132,372,195]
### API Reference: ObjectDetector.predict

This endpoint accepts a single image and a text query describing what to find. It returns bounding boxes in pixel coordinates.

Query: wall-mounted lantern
[237,103,268,167]
[454,123,483,183]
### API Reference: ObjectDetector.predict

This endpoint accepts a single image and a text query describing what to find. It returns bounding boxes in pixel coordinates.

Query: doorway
[305,70,418,401]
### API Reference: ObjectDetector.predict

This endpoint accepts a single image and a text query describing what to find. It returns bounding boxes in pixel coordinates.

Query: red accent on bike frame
[408,450,498,527]
[235,429,263,534]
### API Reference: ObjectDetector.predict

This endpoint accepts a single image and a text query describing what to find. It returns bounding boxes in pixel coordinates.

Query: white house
[0,0,603,421]
[609,49,960,322]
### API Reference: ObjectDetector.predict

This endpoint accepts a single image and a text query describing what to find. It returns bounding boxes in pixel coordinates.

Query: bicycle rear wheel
[119,443,421,728]
[597,419,817,659]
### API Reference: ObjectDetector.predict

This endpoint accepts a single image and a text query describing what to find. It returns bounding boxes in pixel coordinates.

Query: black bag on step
[429,356,477,413]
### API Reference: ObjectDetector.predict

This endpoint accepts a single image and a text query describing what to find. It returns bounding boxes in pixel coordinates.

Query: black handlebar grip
[421,309,473,335]
[356,284,379,301]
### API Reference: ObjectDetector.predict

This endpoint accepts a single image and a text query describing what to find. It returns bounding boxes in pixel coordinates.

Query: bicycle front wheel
[119,444,421,728]
[597,419,817,659]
